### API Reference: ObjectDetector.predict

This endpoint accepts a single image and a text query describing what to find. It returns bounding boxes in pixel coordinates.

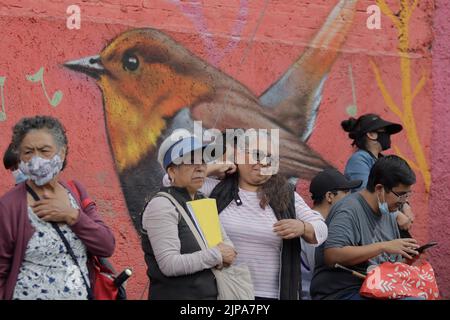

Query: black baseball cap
[310,168,363,200]
[349,114,402,139]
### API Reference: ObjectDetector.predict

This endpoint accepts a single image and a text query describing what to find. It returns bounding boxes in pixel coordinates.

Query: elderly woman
[0,115,115,300]
[141,132,236,300]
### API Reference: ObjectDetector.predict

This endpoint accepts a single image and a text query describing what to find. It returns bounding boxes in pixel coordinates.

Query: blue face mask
[378,201,390,216]
[377,189,396,215]
[12,169,28,184]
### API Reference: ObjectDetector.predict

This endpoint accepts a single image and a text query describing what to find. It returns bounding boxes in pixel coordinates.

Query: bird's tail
[259,0,359,141]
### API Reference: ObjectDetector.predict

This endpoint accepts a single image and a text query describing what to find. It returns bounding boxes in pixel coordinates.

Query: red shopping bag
[92,256,121,300]
[360,261,439,300]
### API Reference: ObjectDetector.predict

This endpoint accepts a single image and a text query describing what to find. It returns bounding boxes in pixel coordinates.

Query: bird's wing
[277,133,334,180]
[259,0,358,141]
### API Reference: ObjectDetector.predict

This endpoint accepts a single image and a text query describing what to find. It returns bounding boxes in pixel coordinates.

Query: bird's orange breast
[98,63,211,172]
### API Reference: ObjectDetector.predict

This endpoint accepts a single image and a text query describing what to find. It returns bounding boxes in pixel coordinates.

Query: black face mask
[377,132,391,150]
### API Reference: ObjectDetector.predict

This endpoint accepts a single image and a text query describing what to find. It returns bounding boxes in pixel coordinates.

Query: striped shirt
[200,178,327,299]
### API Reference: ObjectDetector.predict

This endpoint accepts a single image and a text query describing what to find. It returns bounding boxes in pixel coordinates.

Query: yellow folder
[186,198,223,248]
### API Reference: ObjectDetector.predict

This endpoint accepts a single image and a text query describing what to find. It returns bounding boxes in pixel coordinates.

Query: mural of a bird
[64,0,358,229]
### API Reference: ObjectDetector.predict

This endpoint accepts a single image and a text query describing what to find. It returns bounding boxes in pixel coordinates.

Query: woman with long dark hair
[164,130,327,300]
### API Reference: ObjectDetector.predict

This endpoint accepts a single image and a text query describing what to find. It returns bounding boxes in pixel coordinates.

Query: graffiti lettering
[171,0,248,67]
[26,67,63,107]
[367,5,381,30]
[66,5,81,30]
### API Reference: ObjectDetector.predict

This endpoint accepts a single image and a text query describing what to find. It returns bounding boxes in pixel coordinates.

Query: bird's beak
[64,55,104,80]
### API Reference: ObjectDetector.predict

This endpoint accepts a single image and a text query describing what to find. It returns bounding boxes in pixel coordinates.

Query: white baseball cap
[158,131,209,170]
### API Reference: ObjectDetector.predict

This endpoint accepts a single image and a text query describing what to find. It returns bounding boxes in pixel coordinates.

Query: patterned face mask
[19,154,63,186]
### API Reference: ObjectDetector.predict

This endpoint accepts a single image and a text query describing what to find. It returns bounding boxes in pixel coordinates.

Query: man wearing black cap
[309,169,363,220]
[300,169,362,299]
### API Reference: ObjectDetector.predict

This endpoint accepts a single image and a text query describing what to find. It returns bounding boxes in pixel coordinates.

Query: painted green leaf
[50,90,63,107]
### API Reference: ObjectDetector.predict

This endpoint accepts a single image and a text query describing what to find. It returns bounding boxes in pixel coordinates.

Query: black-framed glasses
[390,189,411,202]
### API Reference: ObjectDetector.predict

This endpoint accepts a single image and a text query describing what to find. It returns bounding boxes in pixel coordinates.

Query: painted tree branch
[376,0,401,29]
[412,70,427,101]
[369,59,403,118]
[371,0,431,192]
[394,145,420,171]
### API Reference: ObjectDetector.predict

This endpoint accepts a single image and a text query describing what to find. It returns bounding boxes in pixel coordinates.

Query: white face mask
[19,154,63,186]
[12,169,28,184]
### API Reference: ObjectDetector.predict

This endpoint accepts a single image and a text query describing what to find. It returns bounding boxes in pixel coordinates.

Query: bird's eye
[122,54,139,72]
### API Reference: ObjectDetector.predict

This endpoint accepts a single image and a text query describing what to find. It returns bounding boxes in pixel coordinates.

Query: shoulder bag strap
[25,183,94,300]
[156,192,208,250]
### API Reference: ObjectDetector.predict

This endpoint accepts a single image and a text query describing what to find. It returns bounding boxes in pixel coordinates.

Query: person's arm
[321,206,362,267]
[294,193,327,246]
[396,202,414,230]
[273,193,327,245]
[0,202,12,300]
[324,243,384,267]
[325,238,420,267]
[142,197,223,277]
[206,163,237,179]
[323,207,420,267]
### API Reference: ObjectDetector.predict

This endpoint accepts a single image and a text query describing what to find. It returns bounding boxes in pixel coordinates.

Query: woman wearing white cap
[140,132,236,300]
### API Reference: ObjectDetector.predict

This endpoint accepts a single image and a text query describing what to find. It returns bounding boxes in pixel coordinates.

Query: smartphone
[416,241,438,254]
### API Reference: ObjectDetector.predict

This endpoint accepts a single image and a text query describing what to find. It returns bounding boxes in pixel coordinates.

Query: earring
[328,196,333,205]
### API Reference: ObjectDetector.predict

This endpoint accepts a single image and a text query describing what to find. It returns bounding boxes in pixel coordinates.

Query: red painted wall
[0,0,447,298]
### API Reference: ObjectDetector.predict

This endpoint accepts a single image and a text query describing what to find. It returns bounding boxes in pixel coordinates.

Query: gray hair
[11,115,69,169]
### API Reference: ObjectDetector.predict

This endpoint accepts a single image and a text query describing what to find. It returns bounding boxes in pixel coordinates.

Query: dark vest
[140,187,218,300]
[210,174,302,300]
